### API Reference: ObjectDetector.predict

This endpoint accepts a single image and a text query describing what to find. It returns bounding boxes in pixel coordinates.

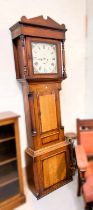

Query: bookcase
[0,112,25,210]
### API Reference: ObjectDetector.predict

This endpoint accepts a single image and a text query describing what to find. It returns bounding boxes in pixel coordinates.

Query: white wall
[85,0,93,117]
[0,0,86,167]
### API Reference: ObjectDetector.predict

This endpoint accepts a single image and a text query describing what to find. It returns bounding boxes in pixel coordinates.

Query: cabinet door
[43,151,66,189]
[39,92,58,133]
[37,89,62,146]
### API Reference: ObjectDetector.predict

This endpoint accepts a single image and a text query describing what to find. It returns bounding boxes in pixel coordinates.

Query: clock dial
[31,42,57,74]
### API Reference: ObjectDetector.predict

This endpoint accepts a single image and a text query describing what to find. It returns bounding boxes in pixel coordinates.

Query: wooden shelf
[0,180,19,202]
[0,139,16,166]
[0,154,16,166]
[0,136,15,143]
[0,123,14,141]
[0,170,18,187]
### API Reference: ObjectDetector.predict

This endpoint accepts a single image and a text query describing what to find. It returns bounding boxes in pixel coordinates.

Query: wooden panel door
[43,152,66,188]
[39,93,57,133]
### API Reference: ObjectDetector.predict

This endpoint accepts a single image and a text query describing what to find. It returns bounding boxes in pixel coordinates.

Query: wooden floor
[15,171,84,210]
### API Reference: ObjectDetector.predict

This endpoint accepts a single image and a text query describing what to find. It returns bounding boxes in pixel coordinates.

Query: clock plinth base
[29,177,72,199]
[26,141,72,199]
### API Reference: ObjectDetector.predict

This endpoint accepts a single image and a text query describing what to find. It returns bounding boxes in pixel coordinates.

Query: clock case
[10,15,67,81]
[10,16,72,199]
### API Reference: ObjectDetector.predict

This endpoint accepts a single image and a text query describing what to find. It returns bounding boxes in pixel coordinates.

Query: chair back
[77,119,93,155]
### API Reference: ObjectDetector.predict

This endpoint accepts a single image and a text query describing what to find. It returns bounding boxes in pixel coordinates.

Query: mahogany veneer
[10,16,72,198]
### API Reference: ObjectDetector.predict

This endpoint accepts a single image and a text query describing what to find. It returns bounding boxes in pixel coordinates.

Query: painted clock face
[31,42,57,74]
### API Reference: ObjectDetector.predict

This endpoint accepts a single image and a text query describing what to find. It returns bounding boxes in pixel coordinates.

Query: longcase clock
[10,16,72,199]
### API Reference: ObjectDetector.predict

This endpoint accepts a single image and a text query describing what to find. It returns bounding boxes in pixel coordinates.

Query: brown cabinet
[10,16,72,198]
[0,112,25,209]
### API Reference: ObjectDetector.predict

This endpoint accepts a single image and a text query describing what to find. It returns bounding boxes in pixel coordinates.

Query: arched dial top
[31,42,57,74]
